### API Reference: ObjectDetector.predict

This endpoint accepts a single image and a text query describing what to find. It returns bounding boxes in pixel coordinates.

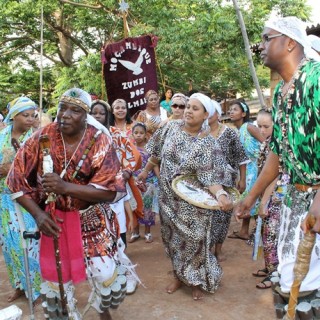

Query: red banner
[102,35,158,117]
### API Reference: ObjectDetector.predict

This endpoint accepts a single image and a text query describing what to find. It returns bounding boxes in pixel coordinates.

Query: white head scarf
[212,100,222,116]
[189,93,215,126]
[265,16,320,61]
[308,35,320,52]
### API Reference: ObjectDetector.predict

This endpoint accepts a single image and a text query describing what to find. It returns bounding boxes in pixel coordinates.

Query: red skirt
[40,208,86,284]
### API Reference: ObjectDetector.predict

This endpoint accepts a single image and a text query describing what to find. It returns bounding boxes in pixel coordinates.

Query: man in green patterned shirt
[236,16,320,299]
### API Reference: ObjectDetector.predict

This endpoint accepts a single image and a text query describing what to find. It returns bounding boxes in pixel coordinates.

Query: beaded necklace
[60,128,101,181]
[71,130,102,180]
[210,123,223,139]
[276,57,316,184]
[60,128,87,178]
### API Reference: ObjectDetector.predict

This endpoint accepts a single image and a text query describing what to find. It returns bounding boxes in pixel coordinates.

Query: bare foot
[100,309,113,320]
[7,288,24,302]
[216,252,227,262]
[33,296,42,309]
[166,278,182,294]
[192,286,204,300]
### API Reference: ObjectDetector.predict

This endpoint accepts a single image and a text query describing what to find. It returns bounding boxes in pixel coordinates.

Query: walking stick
[285,214,316,320]
[39,135,69,317]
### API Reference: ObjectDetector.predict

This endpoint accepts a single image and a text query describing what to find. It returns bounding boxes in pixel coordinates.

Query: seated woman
[138,93,233,300]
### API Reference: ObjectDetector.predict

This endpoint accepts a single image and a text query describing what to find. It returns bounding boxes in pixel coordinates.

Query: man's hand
[234,195,257,221]
[301,190,320,234]
[42,173,67,195]
[35,210,62,238]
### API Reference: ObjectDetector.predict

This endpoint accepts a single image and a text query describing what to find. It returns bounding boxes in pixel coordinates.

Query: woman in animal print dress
[138,93,233,300]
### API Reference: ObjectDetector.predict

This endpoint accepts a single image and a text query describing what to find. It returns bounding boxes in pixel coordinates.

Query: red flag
[103,35,158,117]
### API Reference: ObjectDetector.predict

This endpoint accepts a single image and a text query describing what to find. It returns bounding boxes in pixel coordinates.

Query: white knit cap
[265,16,320,61]
[308,35,320,52]
[190,93,215,125]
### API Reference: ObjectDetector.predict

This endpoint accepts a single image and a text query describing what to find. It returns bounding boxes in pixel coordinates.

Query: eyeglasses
[171,104,185,110]
[261,33,284,44]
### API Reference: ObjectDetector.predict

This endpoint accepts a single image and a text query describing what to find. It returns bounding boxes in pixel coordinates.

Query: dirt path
[0,216,276,319]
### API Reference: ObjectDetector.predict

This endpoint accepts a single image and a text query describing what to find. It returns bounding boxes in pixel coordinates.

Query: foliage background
[0,0,311,114]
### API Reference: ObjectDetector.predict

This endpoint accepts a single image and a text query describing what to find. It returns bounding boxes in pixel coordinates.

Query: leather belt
[294,183,320,193]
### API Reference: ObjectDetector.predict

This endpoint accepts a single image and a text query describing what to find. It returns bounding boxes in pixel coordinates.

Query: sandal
[128,233,140,243]
[252,268,268,277]
[145,233,153,243]
[256,274,272,289]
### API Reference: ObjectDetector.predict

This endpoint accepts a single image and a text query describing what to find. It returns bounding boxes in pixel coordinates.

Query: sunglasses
[261,33,284,44]
[171,104,185,110]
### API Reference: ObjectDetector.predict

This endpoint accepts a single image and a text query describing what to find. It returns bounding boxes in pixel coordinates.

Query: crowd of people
[0,15,319,319]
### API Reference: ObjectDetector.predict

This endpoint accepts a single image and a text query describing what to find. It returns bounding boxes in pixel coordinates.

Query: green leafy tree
[0,0,312,112]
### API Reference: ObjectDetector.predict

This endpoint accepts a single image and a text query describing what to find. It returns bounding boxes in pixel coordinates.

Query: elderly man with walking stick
[6,88,136,320]
[235,16,320,319]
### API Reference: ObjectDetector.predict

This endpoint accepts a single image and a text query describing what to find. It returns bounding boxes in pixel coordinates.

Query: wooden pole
[232,0,265,107]
[39,5,44,125]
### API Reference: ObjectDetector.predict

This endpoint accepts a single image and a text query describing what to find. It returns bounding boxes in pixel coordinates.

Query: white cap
[308,35,320,52]
[265,16,320,61]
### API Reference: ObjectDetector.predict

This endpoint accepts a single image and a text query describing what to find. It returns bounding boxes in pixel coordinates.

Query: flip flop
[252,268,269,277]
[227,231,249,241]
[128,233,140,243]
[256,275,272,289]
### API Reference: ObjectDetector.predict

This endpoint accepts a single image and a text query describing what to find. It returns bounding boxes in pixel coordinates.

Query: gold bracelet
[147,159,157,167]
[142,168,149,173]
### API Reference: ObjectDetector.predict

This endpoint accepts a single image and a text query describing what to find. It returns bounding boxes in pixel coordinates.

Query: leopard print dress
[146,120,233,293]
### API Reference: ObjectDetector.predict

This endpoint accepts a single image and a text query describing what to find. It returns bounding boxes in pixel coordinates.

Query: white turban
[212,100,222,116]
[265,16,320,61]
[308,35,320,52]
[189,93,216,126]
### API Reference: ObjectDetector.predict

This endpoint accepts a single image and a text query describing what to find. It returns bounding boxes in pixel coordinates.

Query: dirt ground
[0,216,276,320]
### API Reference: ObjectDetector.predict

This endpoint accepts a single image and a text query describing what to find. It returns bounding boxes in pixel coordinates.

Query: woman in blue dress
[0,97,41,303]
[228,100,264,241]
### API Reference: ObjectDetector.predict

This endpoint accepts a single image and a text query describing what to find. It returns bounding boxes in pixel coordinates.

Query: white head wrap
[265,16,320,61]
[212,100,222,116]
[308,35,320,52]
[189,93,215,125]
[59,88,92,113]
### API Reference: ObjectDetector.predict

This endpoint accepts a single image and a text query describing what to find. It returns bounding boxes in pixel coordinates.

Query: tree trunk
[53,9,73,67]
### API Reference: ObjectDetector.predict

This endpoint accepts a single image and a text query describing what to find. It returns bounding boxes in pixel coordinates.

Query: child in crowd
[130,123,160,243]
[253,109,283,289]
